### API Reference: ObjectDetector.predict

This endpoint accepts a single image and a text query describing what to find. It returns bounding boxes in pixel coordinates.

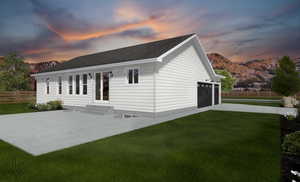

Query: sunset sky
[0,0,299,63]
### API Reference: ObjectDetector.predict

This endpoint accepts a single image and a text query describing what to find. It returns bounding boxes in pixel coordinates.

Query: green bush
[27,100,63,111]
[27,103,36,110]
[47,100,63,110]
[35,104,51,111]
[282,131,300,156]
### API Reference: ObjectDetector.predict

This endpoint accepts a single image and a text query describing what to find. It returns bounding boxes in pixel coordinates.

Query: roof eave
[157,34,197,62]
[32,57,158,77]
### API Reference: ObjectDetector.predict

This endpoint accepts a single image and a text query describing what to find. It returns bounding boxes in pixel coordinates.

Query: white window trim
[82,73,88,95]
[94,71,110,103]
[75,74,81,95]
[68,75,73,95]
[125,67,139,85]
[46,78,50,94]
[58,76,62,95]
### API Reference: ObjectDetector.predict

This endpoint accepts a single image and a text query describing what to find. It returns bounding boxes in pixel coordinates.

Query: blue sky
[0,0,299,63]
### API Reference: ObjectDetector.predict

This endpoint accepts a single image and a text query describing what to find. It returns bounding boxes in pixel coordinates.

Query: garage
[214,84,219,105]
[197,82,213,108]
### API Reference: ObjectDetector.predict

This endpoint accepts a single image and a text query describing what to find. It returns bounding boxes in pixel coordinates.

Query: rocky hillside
[207,53,278,89]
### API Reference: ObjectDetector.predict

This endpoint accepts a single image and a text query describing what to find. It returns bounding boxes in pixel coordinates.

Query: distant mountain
[207,53,279,90]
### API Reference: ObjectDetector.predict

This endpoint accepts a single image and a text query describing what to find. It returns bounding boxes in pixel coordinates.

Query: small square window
[128,68,139,84]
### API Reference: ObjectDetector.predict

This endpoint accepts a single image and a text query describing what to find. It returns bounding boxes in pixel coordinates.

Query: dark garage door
[214,84,219,105]
[197,82,213,108]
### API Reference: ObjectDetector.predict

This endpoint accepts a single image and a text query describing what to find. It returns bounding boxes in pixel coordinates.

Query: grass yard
[222,101,281,107]
[223,96,281,100]
[0,110,280,182]
[0,103,35,115]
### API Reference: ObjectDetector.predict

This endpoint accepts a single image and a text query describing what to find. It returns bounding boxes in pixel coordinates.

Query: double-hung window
[58,76,62,94]
[82,74,88,95]
[128,68,139,84]
[46,78,50,94]
[68,76,73,94]
[75,75,80,95]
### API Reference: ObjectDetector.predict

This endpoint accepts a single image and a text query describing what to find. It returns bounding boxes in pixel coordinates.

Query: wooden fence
[222,91,300,98]
[0,91,36,104]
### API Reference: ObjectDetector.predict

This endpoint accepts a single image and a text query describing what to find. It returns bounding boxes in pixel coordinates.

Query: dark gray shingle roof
[40,34,194,73]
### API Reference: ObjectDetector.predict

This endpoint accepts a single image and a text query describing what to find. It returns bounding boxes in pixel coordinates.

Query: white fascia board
[31,58,158,77]
[157,34,197,62]
[194,36,220,82]
[216,74,225,79]
[198,80,220,84]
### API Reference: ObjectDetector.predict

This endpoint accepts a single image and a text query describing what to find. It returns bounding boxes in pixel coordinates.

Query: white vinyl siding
[155,44,212,112]
[36,63,154,111]
[110,63,154,112]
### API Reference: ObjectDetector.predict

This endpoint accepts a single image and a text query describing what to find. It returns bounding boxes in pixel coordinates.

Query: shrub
[35,103,51,111]
[284,115,296,121]
[27,100,63,111]
[27,103,36,110]
[282,131,300,156]
[47,100,63,110]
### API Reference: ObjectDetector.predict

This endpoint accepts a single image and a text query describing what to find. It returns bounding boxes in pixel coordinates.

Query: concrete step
[64,105,114,115]
[85,105,114,115]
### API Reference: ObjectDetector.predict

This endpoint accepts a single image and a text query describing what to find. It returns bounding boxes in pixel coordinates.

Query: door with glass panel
[95,72,109,101]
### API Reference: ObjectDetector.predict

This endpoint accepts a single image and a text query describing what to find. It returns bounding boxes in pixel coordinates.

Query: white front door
[94,72,110,102]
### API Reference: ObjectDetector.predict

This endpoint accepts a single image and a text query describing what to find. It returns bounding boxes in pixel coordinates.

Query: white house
[32,34,223,117]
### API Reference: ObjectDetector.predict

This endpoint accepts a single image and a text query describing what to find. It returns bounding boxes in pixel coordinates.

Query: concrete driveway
[0,107,210,156]
[213,103,298,116]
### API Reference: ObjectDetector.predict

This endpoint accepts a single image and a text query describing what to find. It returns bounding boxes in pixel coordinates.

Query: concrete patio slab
[212,103,298,116]
[0,107,211,156]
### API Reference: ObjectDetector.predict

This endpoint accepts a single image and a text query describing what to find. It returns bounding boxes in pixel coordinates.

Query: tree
[272,56,300,107]
[0,53,31,91]
[215,69,236,92]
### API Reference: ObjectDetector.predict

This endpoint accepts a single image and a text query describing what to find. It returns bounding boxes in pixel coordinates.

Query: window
[128,68,139,84]
[82,74,87,95]
[134,69,139,84]
[58,76,62,94]
[75,75,80,95]
[68,76,73,94]
[95,73,101,100]
[46,78,50,94]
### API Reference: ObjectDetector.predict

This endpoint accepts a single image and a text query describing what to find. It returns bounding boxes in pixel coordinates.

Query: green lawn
[0,110,280,182]
[0,103,35,115]
[222,101,281,107]
[223,96,281,100]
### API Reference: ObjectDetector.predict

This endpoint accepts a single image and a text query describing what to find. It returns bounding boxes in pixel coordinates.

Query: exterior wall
[155,42,213,112]
[36,72,93,106]
[110,63,154,112]
[36,63,155,112]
